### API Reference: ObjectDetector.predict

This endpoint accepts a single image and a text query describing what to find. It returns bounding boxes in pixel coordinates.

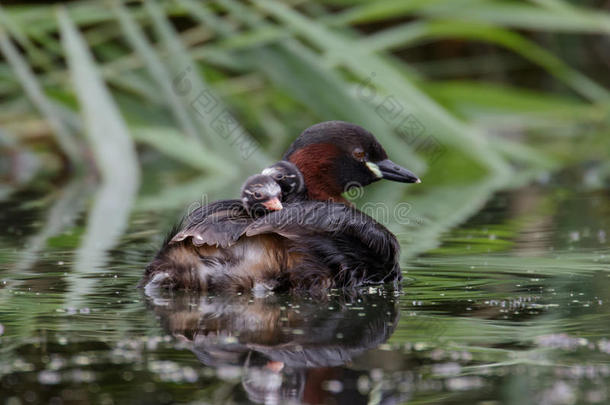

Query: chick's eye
[353,149,365,160]
[273,173,284,180]
[253,192,263,199]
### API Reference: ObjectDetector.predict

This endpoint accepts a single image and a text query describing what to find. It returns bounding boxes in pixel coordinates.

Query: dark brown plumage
[167,162,306,249]
[140,121,420,294]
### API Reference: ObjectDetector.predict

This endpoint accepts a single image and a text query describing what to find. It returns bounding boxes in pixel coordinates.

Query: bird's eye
[253,191,263,199]
[273,173,284,180]
[352,148,366,161]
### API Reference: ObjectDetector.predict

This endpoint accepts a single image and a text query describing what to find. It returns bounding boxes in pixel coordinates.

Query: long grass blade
[112,1,201,143]
[362,21,610,102]
[131,126,233,175]
[194,0,424,170]
[253,0,510,175]
[328,0,610,34]
[0,26,82,165]
[143,0,269,170]
[58,7,140,296]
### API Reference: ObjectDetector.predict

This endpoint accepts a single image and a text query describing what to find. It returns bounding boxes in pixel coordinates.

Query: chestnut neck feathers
[287,143,347,203]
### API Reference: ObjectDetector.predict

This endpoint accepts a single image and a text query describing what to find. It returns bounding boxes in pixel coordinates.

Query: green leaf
[363,20,610,102]
[58,6,140,295]
[131,126,232,175]
[0,23,82,165]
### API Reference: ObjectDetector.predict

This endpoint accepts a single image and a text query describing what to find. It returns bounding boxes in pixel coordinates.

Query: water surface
[1,179,609,405]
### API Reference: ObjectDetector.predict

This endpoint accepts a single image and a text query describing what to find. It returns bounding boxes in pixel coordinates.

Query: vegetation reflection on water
[1,178,608,405]
[1,0,609,403]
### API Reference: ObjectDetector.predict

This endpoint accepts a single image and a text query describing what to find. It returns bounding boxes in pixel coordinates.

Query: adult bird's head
[283,121,420,202]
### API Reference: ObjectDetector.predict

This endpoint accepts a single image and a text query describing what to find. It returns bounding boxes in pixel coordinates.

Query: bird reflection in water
[146,289,400,404]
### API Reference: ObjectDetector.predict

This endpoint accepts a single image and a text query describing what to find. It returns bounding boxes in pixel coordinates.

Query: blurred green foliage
[1,3,610,403]
[0,0,609,260]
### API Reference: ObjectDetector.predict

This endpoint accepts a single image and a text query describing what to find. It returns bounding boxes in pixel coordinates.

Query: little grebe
[140,121,420,293]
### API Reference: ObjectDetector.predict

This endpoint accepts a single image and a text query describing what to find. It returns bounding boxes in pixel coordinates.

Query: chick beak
[265,361,285,373]
[262,196,283,211]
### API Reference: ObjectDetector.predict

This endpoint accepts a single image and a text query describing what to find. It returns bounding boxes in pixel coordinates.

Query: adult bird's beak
[376,159,421,183]
[262,196,283,211]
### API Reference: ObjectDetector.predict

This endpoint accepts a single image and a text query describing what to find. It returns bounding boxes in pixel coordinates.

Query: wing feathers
[244,201,398,259]
[170,199,252,248]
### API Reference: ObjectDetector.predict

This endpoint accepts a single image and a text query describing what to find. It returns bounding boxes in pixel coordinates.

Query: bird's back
[141,200,401,294]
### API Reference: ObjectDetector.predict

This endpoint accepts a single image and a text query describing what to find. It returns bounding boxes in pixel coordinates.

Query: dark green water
[1,179,609,405]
